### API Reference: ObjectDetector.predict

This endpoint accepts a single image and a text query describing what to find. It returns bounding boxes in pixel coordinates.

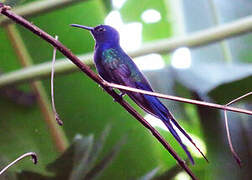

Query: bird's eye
[97,27,105,32]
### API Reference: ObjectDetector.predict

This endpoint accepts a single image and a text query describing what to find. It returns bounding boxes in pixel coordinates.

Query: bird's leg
[100,81,125,101]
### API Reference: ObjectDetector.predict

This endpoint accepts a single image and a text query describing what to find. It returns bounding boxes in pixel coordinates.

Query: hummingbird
[71,24,208,164]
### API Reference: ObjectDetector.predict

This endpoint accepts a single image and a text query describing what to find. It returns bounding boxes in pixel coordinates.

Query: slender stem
[224,111,241,166]
[0,152,37,175]
[0,5,197,179]
[51,35,63,125]
[4,23,68,152]
[224,92,252,166]
[227,92,252,106]
[106,82,252,116]
[0,0,88,26]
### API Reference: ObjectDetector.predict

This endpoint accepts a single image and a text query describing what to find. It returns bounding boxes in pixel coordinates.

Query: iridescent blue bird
[71,24,208,164]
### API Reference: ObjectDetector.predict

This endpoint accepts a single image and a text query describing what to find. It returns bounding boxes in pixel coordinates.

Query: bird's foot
[113,92,125,102]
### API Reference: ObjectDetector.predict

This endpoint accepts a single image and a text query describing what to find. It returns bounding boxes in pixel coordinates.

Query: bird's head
[71,24,120,45]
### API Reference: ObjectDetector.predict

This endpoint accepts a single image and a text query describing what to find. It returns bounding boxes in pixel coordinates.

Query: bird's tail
[156,107,195,164]
[168,114,209,162]
[144,94,208,164]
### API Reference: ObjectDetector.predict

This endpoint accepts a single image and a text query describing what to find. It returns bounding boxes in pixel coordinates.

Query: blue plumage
[71,24,207,164]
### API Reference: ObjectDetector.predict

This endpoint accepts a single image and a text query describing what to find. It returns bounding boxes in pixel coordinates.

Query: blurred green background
[0,0,251,179]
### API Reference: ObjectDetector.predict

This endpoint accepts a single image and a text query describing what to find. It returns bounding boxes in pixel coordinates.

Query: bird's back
[95,45,149,85]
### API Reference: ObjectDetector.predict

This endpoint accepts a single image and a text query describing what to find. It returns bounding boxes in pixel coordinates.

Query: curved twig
[0,152,37,175]
[224,92,252,166]
[51,35,63,125]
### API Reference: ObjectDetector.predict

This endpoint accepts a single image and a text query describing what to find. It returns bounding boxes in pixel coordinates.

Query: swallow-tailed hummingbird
[71,24,207,164]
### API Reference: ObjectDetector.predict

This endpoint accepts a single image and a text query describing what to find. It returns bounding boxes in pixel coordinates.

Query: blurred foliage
[0,0,251,180]
[17,127,126,180]
[0,128,175,180]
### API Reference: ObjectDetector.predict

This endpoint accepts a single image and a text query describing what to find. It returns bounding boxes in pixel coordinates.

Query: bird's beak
[70,24,94,31]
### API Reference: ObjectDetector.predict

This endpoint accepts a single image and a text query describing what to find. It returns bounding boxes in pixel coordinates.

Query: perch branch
[105,82,252,116]
[0,4,197,179]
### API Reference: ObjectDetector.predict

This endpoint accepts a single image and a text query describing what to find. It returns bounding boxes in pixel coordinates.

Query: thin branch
[105,82,252,116]
[4,23,68,152]
[224,111,241,166]
[227,92,252,106]
[1,15,252,86]
[51,35,63,125]
[0,4,197,179]
[0,0,89,26]
[224,92,252,166]
[0,152,37,175]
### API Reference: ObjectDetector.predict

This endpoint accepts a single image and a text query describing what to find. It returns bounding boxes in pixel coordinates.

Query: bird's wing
[101,52,156,113]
